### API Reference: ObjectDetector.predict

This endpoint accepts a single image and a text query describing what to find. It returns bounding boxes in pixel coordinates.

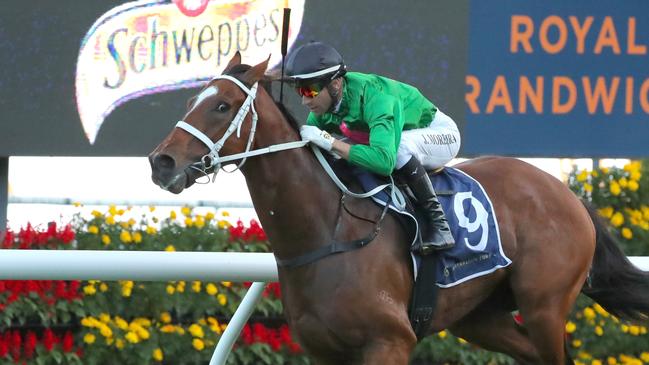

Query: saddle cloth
[354,166,512,288]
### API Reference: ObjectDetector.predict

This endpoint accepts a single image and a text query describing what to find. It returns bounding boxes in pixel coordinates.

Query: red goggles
[295,81,328,98]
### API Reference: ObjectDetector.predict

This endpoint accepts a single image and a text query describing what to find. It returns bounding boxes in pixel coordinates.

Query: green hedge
[2,161,649,365]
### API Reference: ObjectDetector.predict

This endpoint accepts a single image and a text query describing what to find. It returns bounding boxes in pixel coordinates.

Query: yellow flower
[594,326,604,336]
[99,325,113,338]
[583,183,593,193]
[576,170,589,182]
[629,325,640,335]
[609,181,621,196]
[115,339,124,349]
[221,210,230,217]
[218,220,231,229]
[83,284,97,295]
[618,177,628,188]
[170,210,177,220]
[120,230,132,243]
[166,285,175,295]
[192,281,201,293]
[593,304,609,317]
[115,317,129,330]
[610,212,624,227]
[146,226,157,235]
[591,170,599,178]
[125,331,139,343]
[607,356,617,364]
[598,207,613,219]
[438,330,447,339]
[600,167,610,174]
[92,210,103,218]
[136,327,150,340]
[221,281,232,288]
[109,205,117,216]
[195,217,205,228]
[572,339,582,348]
[83,333,96,344]
[81,317,96,327]
[565,321,577,333]
[217,294,227,306]
[101,234,111,245]
[621,324,629,333]
[176,281,186,293]
[206,283,218,295]
[160,325,175,333]
[106,216,116,225]
[457,337,467,344]
[128,218,136,226]
[621,227,633,240]
[185,217,194,227]
[628,180,639,191]
[149,205,156,212]
[99,283,108,292]
[189,324,205,338]
[640,352,649,362]
[630,171,642,181]
[181,206,192,216]
[205,212,215,220]
[133,232,143,243]
[192,338,205,351]
[88,225,99,234]
[592,360,602,365]
[583,307,596,320]
[160,312,172,324]
[153,348,164,362]
[99,313,110,323]
[165,245,176,252]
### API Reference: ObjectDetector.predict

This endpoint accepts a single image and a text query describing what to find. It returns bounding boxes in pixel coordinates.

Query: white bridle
[175,74,307,182]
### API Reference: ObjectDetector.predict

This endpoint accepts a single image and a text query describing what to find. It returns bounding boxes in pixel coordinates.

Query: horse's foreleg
[359,340,413,365]
[449,307,540,364]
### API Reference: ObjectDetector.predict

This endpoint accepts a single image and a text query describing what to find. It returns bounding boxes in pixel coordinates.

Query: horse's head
[149,52,269,194]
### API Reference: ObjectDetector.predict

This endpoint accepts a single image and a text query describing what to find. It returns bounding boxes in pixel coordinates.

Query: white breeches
[395,109,461,170]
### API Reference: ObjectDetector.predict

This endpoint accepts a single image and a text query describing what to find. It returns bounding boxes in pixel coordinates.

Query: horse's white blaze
[190,86,219,113]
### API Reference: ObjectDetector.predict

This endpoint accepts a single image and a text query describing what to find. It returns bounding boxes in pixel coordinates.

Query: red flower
[241,325,253,345]
[228,220,245,241]
[252,323,268,343]
[0,333,7,357]
[268,329,282,351]
[57,224,75,244]
[67,281,81,300]
[62,331,74,352]
[10,331,21,361]
[43,329,55,351]
[24,332,37,358]
[54,282,67,299]
[2,230,14,248]
[18,223,35,249]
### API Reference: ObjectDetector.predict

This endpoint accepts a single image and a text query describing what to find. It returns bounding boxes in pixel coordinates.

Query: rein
[176,74,401,268]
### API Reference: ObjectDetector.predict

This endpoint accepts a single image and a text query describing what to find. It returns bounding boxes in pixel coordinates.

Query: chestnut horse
[149,53,649,364]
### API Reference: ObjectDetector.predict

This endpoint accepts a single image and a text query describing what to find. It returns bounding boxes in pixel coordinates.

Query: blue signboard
[465,0,649,157]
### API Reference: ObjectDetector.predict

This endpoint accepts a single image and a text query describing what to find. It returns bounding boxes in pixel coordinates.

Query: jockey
[286,41,461,253]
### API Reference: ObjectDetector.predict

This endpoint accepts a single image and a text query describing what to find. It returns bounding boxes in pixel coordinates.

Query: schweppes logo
[76,0,305,144]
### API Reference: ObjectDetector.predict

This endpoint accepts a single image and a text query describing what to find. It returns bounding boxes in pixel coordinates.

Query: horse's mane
[225,63,301,133]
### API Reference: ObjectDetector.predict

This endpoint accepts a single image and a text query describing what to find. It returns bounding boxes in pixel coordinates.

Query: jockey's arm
[331,139,351,160]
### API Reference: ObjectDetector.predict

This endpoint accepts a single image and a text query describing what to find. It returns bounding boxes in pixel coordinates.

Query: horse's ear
[224,51,242,73]
[243,55,270,84]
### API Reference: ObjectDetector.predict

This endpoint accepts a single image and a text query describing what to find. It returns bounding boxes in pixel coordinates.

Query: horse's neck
[241,108,341,260]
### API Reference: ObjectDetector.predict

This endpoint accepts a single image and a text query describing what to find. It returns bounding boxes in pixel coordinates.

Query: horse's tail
[581,202,649,322]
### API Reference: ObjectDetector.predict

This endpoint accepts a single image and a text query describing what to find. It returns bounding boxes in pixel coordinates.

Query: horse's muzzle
[149,152,194,194]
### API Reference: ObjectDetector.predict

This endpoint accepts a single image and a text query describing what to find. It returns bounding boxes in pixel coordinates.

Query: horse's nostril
[153,154,176,172]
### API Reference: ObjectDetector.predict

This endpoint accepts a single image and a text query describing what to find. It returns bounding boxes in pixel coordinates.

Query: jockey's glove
[300,125,334,151]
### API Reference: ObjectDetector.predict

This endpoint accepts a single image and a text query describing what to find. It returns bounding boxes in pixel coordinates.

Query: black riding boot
[397,157,455,254]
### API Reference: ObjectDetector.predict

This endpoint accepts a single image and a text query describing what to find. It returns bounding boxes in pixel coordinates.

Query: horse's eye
[216,103,229,113]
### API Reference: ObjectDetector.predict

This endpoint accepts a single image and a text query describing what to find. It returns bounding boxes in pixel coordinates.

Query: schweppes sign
[76,0,304,144]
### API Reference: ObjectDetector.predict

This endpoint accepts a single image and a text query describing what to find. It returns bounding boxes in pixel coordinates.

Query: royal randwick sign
[76,0,304,144]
